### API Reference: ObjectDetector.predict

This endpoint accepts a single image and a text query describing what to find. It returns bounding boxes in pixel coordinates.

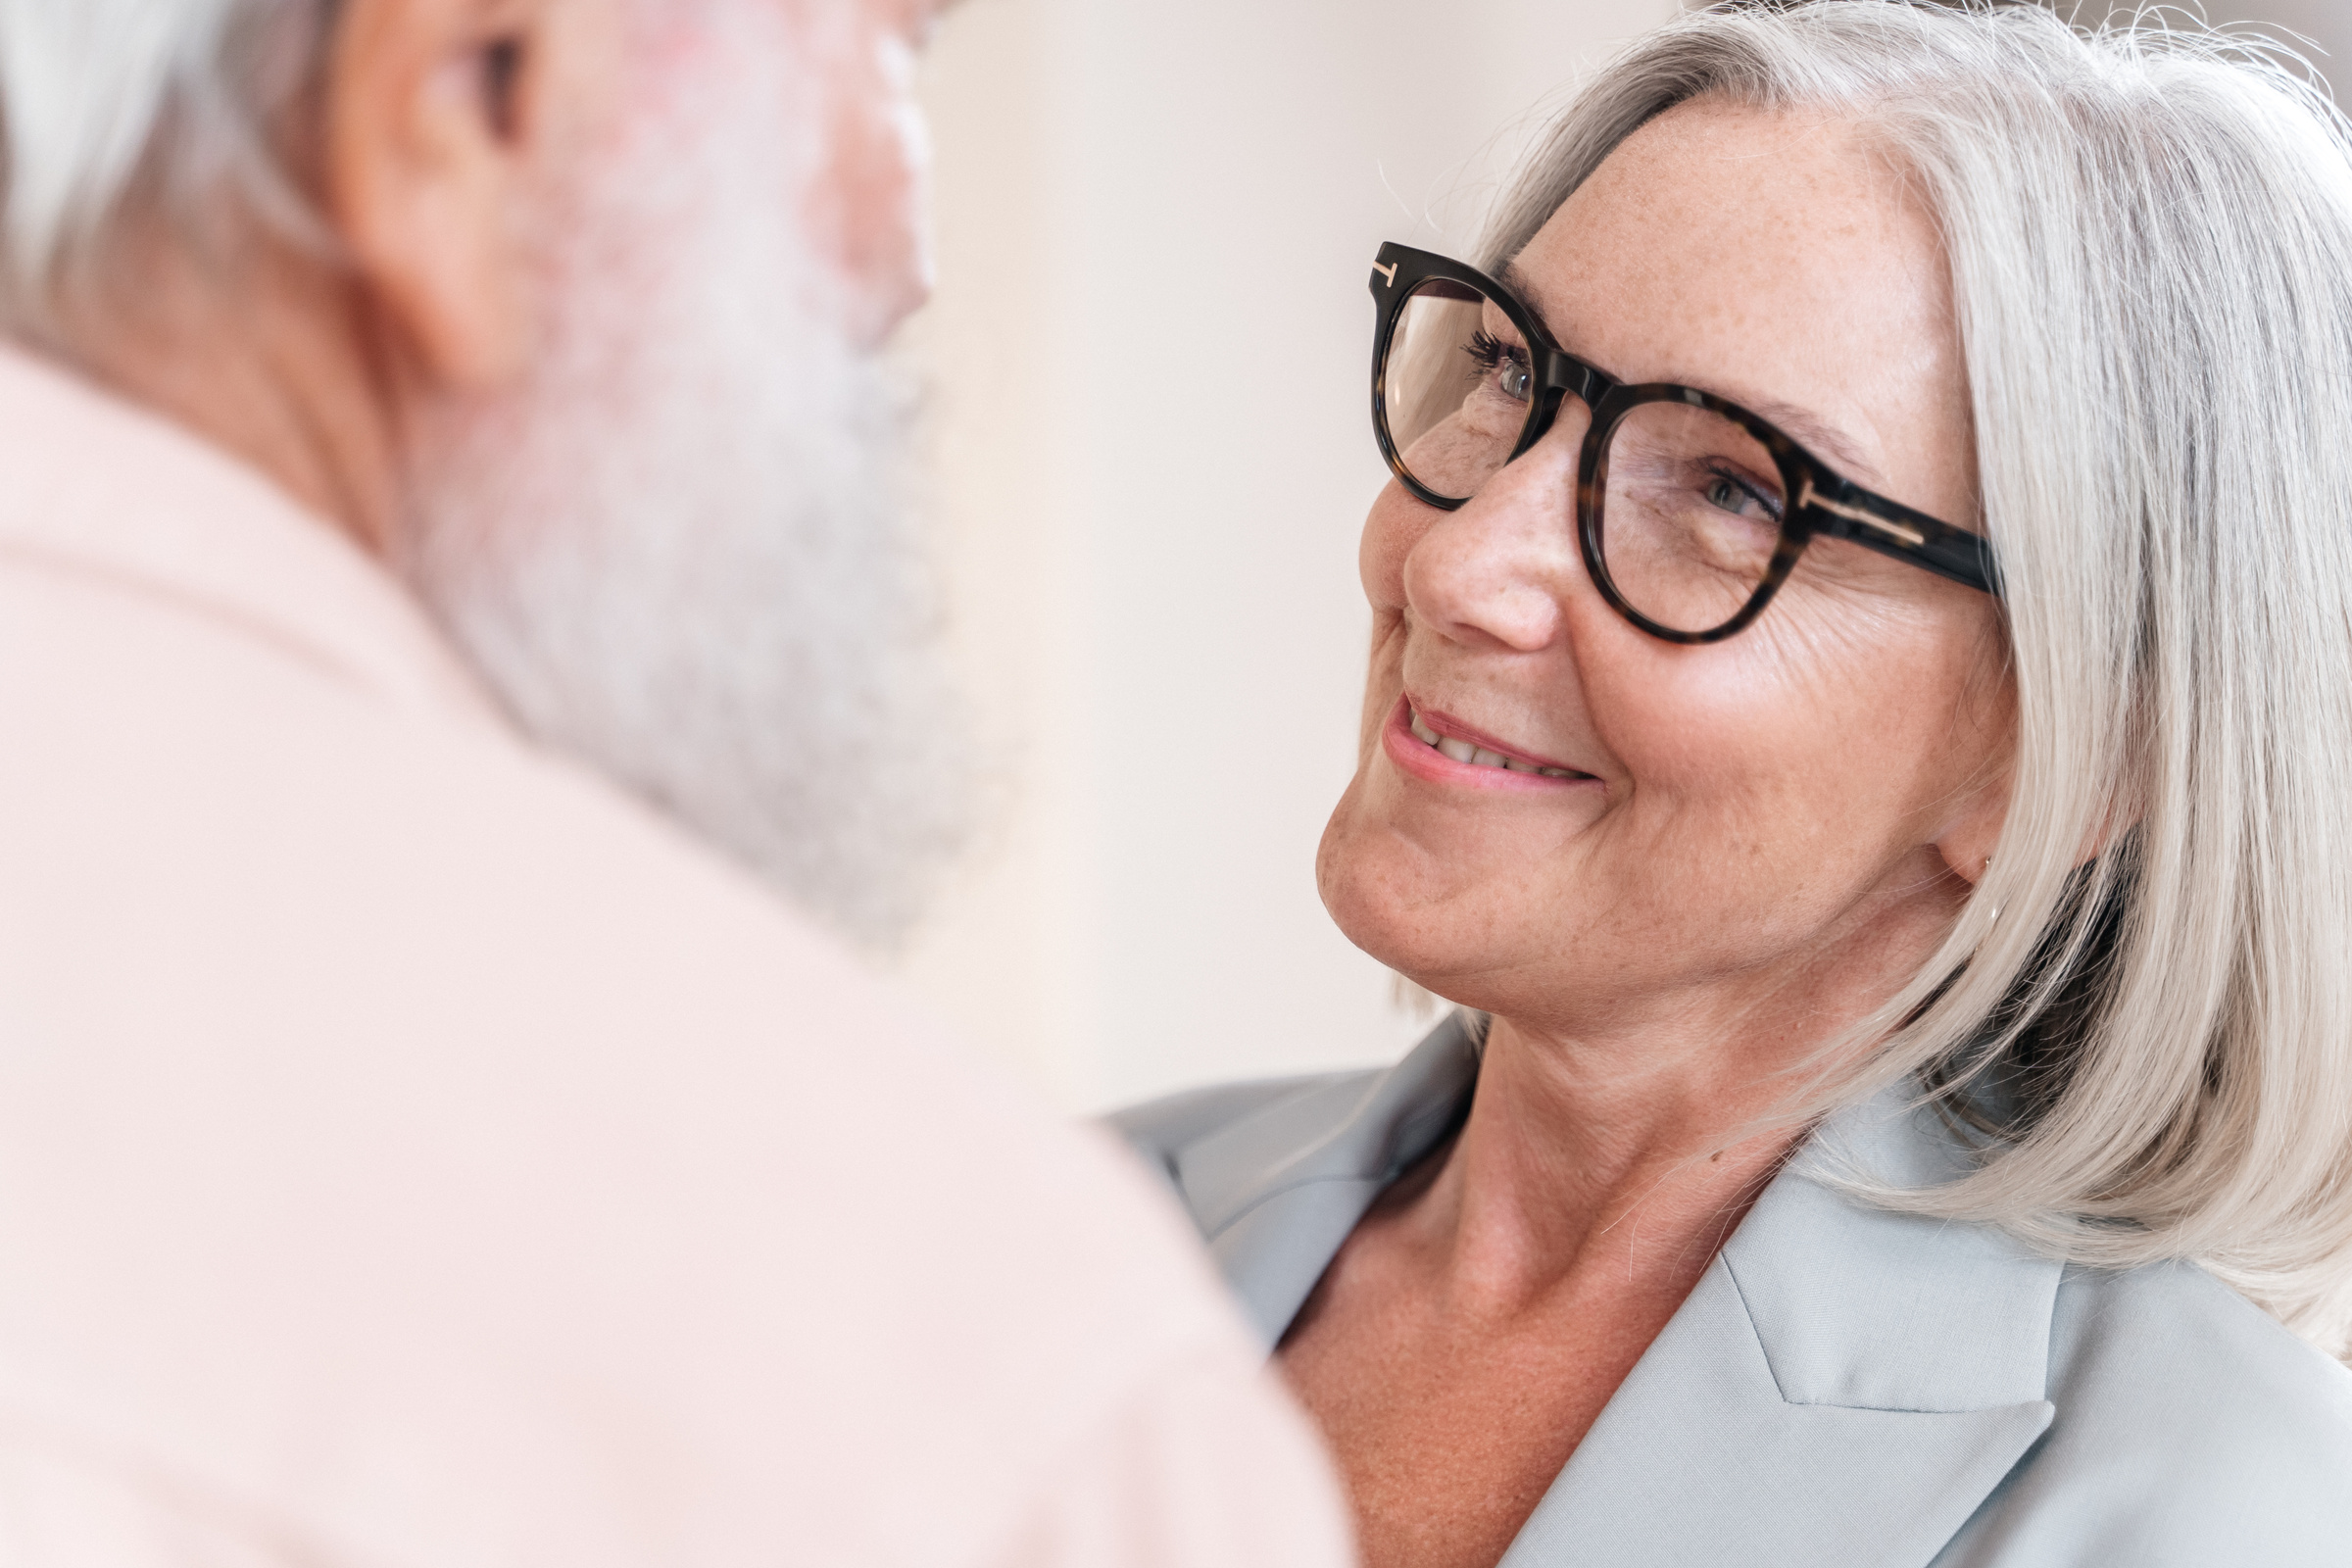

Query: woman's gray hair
[0,0,335,333]
[1489,0,2352,1352]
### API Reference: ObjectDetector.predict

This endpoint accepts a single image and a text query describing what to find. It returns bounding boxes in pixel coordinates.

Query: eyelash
[1704,461,1786,522]
[1466,329,1530,375]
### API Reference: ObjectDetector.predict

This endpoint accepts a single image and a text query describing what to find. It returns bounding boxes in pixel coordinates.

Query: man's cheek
[810,56,930,340]
[875,34,935,299]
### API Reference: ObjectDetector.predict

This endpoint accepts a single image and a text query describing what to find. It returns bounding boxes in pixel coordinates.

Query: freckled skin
[1294,101,2013,1568]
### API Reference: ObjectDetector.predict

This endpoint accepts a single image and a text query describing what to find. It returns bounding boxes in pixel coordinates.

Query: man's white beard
[396,27,969,952]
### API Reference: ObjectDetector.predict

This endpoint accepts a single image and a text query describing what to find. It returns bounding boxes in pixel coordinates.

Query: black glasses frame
[1367,242,2000,644]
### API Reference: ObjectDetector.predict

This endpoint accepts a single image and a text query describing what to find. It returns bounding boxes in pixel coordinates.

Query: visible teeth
[1409,704,1580,777]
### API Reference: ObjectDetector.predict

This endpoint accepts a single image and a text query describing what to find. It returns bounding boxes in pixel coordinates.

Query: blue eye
[1703,469,1780,521]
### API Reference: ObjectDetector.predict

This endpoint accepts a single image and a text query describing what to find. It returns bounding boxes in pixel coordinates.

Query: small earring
[1981,857,2000,929]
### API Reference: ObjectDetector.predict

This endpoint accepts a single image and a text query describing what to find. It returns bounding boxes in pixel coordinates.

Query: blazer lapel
[1155,1023,2065,1566]
[1172,1013,1480,1346]
[1499,1093,2063,1568]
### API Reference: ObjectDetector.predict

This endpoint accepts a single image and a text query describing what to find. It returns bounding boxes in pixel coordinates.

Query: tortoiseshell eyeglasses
[1368,242,2000,644]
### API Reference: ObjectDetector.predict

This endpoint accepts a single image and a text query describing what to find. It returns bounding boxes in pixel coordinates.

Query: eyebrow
[1739,398,1885,488]
[1495,261,1887,488]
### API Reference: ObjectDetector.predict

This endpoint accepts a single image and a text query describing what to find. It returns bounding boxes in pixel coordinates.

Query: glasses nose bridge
[1515,355,1597,466]
[1546,346,1609,408]
[1514,348,1597,455]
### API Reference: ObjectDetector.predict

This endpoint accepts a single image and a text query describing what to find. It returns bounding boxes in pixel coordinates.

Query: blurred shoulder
[0,531,1282,1560]
[1944,1256,2352,1565]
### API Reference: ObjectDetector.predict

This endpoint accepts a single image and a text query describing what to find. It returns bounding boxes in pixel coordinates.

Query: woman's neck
[1400,862,1968,1315]
[1396,1013,1821,1320]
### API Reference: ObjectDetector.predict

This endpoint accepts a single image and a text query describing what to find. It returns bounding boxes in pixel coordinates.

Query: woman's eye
[1703,471,1776,520]
[1465,331,1534,404]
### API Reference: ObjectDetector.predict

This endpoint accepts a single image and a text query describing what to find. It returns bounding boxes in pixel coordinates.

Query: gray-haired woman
[1117,4,2352,1563]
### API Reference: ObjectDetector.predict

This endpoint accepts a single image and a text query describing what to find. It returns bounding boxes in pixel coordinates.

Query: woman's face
[1318,99,2014,1041]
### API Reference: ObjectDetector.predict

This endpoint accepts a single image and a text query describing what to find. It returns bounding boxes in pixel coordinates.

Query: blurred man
[0,1,1351,1563]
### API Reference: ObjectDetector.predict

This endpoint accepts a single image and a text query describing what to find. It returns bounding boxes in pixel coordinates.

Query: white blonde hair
[1489,0,2352,1352]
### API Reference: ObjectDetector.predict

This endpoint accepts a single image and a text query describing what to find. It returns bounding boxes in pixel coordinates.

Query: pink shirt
[0,345,1351,1567]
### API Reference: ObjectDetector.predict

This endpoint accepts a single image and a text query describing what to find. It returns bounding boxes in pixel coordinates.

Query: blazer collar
[1174,1015,2062,1568]
[1177,1011,1482,1346]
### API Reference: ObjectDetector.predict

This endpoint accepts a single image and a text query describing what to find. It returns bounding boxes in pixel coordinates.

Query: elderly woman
[1116,4,2352,1563]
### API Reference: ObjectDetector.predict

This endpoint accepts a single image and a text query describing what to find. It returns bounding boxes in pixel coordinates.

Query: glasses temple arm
[1798,477,2001,596]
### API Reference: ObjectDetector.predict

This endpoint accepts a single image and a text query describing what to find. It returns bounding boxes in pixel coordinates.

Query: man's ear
[324,0,563,389]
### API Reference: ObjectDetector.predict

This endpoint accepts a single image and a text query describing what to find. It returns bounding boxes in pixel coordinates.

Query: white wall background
[893,0,2344,1113]
[895,0,1681,1110]
[2249,0,2347,63]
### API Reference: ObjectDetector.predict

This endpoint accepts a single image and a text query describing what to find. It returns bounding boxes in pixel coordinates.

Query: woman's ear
[1929,799,2003,883]
[1938,765,2134,886]
[325,0,564,388]
[1934,778,2007,889]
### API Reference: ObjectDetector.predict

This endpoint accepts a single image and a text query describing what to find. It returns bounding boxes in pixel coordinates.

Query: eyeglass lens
[1381,277,1789,637]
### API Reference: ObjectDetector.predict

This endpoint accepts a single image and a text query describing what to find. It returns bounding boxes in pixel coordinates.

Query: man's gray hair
[1489,0,2352,1353]
[0,0,332,329]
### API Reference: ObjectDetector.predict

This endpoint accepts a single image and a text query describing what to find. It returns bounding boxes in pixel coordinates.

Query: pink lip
[1381,697,1596,792]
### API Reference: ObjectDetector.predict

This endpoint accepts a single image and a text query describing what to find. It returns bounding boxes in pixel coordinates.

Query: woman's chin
[1319,830,1500,1001]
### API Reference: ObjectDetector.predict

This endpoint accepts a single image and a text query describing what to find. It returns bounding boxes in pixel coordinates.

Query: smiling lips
[1404,704,1587,779]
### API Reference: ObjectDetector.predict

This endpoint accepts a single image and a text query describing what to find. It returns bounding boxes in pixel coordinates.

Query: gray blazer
[1111,1013,2352,1566]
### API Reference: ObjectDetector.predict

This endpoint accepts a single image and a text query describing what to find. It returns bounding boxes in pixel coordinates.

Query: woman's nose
[1401,402,1591,656]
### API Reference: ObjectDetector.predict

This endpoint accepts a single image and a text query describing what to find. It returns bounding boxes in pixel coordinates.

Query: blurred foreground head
[0,0,967,949]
